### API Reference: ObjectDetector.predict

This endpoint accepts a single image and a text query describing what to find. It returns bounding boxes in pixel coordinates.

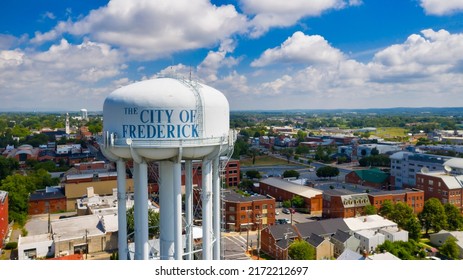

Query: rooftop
[344,215,397,232]
[0,190,7,203]
[222,190,272,203]
[260,178,322,199]
[353,168,389,184]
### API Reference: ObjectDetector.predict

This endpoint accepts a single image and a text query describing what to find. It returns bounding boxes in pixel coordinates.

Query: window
[229,215,235,221]
[263,204,267,209]
[428,180,434,185]
[240,207,245,211]
[229,206,235,212]
[255,205,260,210]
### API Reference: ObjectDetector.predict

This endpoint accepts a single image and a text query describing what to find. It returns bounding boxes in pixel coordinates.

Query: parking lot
[275,207,319,224]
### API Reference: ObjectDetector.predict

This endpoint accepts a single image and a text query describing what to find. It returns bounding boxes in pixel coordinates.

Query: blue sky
[1,0,463,112]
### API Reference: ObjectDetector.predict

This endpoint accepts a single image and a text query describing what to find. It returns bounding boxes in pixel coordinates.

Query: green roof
[353,168,389,184]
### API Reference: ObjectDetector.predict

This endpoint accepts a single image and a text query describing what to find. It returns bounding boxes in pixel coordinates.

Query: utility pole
[85,229,89,260]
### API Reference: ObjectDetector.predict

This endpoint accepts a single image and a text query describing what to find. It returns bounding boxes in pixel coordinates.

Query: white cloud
[0,40,125,110]
[251,31,344,67]
[235,29,463,110]
[240,0,359,37]
[420,0,463,15]
[197,39,240,82]
[34,0,249,59]
[42,11,56,20]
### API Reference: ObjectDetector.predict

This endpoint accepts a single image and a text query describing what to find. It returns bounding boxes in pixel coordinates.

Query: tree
[291,195,305,210]
[127,207,160,239]
[378,200,394,219]
[444,203,463,231]
[282,170,300,179]
[364,205,377,215]
[377,240,425,260]
[281,148,294,163]
[419,198,447,235]
[0,157,19,181]
[0,174,33,225]
[439,237,460,260]
[370,147,379,156]
[288,239,315,260]
[405,217,422,241]
[316,166,339,179]
[389,202,414,229]
[249,147,259,165]
[245,170,261,180]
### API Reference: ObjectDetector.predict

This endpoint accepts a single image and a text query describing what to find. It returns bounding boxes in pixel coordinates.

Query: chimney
[87,187,94,198]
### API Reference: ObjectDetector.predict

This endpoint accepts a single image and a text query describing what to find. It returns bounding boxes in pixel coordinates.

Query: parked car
[282,208,290,214]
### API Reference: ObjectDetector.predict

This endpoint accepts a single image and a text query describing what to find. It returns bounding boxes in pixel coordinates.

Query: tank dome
[102,77,231,160]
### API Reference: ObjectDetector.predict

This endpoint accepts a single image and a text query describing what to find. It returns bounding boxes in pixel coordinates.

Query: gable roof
[295,218,349,238]
[337,248,364,260]
[331,229,353,243]
[306,233,325,248]
[260,178,322,199]
[267,223,298,240]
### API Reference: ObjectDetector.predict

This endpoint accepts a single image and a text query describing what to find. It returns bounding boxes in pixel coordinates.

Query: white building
[379,227,408,242]
[354,229,385,253]
[357,144,401,158]
[17,233,54,260]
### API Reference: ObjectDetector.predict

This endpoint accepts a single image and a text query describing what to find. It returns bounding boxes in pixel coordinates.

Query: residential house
[260,223,298,260]
[306,233,334,260]
[429,230,463,258]
[330,229,360,257]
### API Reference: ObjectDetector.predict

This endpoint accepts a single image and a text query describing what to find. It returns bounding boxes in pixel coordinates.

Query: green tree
[288,239,315,260]
[389,202,414,229]
[282,200,291,209]
[127,207,160,238]
[439,237,460,260]
[0,157,19,181]
[364,205,377,215]
[419,198,447,235]
[281,148,294,163]
[245,170,261,180]
[370,147,379,156]
[444,203,463,231]
[0,174,33,225]
[291,195,305,210]
[378,200,394,219]
[282,170,300,179]
[316,166,339,179]
[405,217,422,241]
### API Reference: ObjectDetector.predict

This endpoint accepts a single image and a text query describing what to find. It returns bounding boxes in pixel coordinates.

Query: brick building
[28,188,67,215]
[322,189,370,219]
[0,191,8,248]
[367,189,424,214]
[223,159,240,187]
[260,223,298,260]
[345,168,390,189]
[222,190,276,232]
[415,172,463,212]
[257,178,323,214]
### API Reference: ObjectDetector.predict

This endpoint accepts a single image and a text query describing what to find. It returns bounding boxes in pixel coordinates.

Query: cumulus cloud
[240,0,360,37]
[33,0,248,59]
[0,40,125,110]
[251,31,344,67]
[239,28,463,109]
[420,0,463,15]
[197,39,241,82]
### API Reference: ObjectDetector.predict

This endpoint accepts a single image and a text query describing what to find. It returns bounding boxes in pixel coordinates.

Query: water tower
[101,77,235,260]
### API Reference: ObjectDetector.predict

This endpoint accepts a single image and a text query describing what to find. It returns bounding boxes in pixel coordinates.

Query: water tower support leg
[139,161,149,260]
[160,161,175,259]
[133,163,141,260]
[185,160,193,260]
[116,160,127,260]
[202,159,212,260]
[173,160,182,260]
[213,157,221,260]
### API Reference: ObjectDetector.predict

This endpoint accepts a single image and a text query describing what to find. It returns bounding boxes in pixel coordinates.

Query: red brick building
[28,188,67,215]
[415,172,463,212]
[368,189,424,214]
[0,191,8,247]
[222,190,276,232]
[260,223,298,260]
[223,159,240,187]
[345,168,390,189]
[322,189,370,219]
[257,178,323,214]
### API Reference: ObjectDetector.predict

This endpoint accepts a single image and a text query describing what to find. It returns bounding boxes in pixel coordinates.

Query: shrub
[5,242,17,250]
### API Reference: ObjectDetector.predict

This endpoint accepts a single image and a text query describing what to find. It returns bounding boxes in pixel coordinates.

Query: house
[364,252,400,260]
[257,178,323,214]
[345,168,390,189]
[337,248,363,260]
[294,218,350,239]
[379,227,408,242]
[354,229,386,253]
[260,223,298,260]
[17,233,54,260]
[429,230,463,258]
[344,215,398,232]
[222,190,276,231]
[330,229,360,257]
[306,233,334,260]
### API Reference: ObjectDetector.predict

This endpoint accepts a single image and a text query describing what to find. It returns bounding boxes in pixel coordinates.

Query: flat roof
[421,172,463,190]
[344,215,397,232]
[260,178,322,199]
[222,191,272,203]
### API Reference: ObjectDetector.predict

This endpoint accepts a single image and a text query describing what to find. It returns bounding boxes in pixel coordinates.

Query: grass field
[373,127,409,139]
[240,155,297,167]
